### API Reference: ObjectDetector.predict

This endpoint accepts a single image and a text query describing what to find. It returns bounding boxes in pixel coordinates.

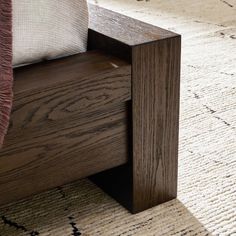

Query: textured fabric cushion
[12,0,88,67]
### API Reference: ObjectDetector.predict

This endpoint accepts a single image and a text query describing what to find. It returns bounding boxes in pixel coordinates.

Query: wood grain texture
[10,51,131,133]
[132,37,181,212]
[0,5,181,212]
[0,50,131,206]
[0,102,131,206]
[89,4,181,213]
[88,4,178,62]
[88,4,177,46]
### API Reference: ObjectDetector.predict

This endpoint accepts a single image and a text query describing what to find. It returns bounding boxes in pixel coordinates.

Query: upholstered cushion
[12,0,88,67]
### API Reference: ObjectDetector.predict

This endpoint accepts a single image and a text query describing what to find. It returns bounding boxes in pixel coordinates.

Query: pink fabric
[0,0,13,147]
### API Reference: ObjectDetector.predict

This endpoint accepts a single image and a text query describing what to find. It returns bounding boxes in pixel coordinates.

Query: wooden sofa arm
[88,4,181,213]
[88,3,180,60]
[0,4,181,214]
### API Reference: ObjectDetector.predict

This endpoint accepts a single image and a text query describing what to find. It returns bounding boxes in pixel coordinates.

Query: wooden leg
[131,36,181,212]
[91,36,181,213]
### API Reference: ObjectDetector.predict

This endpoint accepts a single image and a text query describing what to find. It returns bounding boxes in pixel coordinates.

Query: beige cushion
[13,0,88,67]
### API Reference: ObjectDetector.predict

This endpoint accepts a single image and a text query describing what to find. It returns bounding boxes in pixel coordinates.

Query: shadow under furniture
[0,4,181,214]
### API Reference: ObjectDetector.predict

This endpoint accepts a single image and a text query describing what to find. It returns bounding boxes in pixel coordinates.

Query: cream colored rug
[0,0,236,235]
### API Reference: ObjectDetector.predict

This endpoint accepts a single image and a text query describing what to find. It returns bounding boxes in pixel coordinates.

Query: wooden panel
[132,37,181,212]
[0,102,131,206]
[13,50,130,94]
[9,50,131,134]
[88,4,177,46]
[88,4,178,62]
[0,50,132,206]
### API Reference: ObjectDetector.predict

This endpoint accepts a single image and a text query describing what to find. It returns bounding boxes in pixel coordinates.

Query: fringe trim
[0,0,13,147]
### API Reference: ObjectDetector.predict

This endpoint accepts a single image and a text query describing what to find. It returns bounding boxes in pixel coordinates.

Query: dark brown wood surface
[88,4,178,62]
[0,50,131,206]
[0,103,131,206]
[132,37,181,212]
[89,4,181,213]
[0,5,180,213]
[88,4,177,46]
[11,51,131,131]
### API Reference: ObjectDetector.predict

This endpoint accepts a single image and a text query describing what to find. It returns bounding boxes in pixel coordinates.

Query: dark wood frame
[0,4,181,213]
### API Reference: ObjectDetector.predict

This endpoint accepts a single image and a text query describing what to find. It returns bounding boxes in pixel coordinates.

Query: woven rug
[0,0,236,235]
